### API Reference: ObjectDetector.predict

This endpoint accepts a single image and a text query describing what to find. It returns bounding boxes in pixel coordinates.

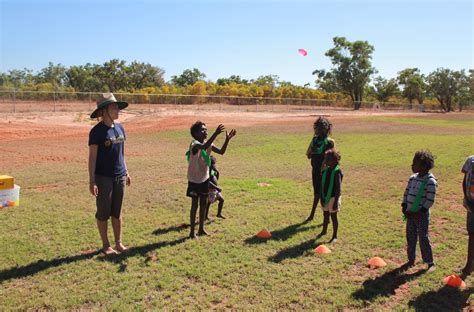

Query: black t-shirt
[88,122,127,177]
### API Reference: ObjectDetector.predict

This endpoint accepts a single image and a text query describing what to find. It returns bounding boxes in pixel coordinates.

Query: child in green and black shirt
[318,149,343,243]
[305,117,335,223]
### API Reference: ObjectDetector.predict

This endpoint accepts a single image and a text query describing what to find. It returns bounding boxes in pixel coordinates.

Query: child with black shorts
[186,121,236,238]
[305,117,335,222]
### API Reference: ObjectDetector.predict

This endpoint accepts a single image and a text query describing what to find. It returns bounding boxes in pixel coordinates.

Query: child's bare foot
[304,216,314,223]
[102,246,118,255]
[115,242,128,253]
[189,232,197,239]
[216,214,226,219]
[329,237,337,244]
[198,229,209,236]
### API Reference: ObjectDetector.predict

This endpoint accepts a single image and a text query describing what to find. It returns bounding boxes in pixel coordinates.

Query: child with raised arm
[461,155,474,276]
[186,121,236,238]
[305,117,335,222]
[318,149,343,243]
[401,150,438,272]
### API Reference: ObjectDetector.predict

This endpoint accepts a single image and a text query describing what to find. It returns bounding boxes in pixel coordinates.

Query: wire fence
[0,90,456,114]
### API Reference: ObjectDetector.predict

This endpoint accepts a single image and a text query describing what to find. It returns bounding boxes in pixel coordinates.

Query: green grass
[0,114,473,310]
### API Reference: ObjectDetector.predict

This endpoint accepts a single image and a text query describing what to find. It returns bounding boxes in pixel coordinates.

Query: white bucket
[0,184,20,208]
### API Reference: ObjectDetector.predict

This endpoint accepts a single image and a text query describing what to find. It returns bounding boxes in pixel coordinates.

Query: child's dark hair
[313,116,332,136]
[324,149,341,163]
[190,121,205,139]
[414,150,435,171]
[210,155,216,165]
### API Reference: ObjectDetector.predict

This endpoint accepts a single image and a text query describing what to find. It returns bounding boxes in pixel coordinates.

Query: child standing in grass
[305,117,335,222]
[401,150,438,272]
[461,155,474,276]
[186,121,236,238]
[318,149,343,243]
[205,155,226,220]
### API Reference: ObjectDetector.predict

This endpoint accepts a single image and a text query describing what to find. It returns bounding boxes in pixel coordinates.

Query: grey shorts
[95,174,126,221]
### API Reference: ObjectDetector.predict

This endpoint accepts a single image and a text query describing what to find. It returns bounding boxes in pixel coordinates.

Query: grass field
[0,112,473,310]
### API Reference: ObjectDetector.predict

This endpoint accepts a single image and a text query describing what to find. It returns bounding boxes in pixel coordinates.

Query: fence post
[13,89,17,113]
[53,92,57,112]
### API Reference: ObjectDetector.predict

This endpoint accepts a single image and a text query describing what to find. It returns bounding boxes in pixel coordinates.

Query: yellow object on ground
[0,175,14,190]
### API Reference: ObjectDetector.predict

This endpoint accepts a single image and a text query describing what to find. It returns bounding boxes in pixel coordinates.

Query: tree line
[1,37,472,111]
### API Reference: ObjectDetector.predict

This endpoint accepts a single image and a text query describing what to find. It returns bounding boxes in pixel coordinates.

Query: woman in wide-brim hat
[88,93,131,255]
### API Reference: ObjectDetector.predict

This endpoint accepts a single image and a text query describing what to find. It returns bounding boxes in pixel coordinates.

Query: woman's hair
[313,116,332,135]
[324,148,341,164]
[414,150,435,170]
[190,121,206,139]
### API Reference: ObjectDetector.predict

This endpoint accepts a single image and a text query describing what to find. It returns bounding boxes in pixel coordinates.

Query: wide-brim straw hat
[90,93,128,118]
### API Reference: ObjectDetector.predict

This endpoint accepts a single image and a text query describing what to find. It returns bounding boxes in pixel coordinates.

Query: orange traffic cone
[314,245,331,254]
[368,257,387,268]
[443,275,466,288]
[256,230,272,239]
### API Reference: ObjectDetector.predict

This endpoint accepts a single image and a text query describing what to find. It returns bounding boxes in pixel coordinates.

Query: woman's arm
[88,145,99,196]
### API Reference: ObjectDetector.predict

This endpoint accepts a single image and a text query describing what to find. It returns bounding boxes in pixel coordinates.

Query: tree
[5,68,35,88]
[397,68,426,104]
[216,75,249,85]
[372,76,399,104]
[456,69,474,112]
[36,62,66,87]
[313,37,376,109]
[65,63,103,92]
[127,61,165,90]
[426,68,468,112]
[253,74,280,88]
[170,68,206,87]
[97,59,130,92]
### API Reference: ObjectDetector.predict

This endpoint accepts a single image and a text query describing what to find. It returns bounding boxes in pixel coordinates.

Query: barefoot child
[318,149,343,243]
[186,122,236,238]
[461,155,474,276]
[305,117,335,222]
[206,156,226,220]
[401,150,438,271]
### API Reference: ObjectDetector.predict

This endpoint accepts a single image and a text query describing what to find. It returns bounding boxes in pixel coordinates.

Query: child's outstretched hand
[226,129,237,140]
[214,124,225,136]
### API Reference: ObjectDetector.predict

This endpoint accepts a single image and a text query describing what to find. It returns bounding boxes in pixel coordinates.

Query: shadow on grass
[268,239,318,263]
[0,250,100,284]
[408,285,474,311]
[244,222,321,245]
[152,223,188,235]
[98,237,188,270]
[352,266,427,304]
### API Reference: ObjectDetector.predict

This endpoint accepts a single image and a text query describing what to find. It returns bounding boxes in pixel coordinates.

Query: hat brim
[90,101,128,119]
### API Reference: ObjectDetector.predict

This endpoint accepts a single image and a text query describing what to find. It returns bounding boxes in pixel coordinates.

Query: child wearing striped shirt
[401,150,438,272]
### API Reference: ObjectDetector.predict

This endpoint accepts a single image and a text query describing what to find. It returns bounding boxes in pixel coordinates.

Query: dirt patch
[1,109,472,169]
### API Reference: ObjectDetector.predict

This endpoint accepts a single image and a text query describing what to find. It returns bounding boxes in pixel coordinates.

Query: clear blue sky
[1,0,472,86]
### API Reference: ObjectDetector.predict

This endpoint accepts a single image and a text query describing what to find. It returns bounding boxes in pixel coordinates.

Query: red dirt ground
[0,109,472,168]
